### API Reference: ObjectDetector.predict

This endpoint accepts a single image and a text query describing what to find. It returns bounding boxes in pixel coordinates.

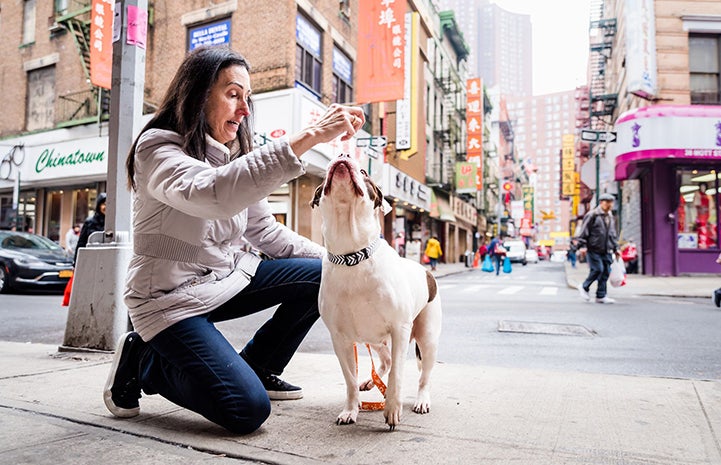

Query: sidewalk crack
[692,380,721,459]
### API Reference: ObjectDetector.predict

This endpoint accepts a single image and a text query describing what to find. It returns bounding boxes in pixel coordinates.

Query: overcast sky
[491,0,591,95]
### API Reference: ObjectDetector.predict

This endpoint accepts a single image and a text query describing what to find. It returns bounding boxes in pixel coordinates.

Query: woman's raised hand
[289,104,366,157]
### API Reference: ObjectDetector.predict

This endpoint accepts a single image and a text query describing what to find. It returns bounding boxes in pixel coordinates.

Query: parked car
[0,231,73,293]
[503,239,527,265]
[525,248,539,264]
[550,250,568,263]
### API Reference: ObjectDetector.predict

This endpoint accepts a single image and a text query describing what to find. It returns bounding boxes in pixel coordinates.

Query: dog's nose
[339,153,350,158]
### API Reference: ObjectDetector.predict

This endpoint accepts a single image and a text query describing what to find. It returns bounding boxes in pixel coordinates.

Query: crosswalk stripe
[540,287,558,295]
[498,286,523,295]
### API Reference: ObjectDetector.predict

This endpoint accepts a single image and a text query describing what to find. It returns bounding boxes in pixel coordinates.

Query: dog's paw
[384,400,402,430]
[412,399,431,414]
[336,409,358,425]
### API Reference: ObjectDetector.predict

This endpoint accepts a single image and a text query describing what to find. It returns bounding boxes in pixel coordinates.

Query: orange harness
[354,343,387,411]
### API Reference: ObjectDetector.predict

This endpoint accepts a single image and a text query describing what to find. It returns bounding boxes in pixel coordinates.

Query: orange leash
[354,343,387,411]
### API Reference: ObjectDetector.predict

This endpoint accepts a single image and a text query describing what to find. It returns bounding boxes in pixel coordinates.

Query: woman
[424,236,443,271]
[103,47,365,434]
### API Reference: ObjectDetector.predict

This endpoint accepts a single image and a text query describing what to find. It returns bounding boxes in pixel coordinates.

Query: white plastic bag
[609,257,627,288]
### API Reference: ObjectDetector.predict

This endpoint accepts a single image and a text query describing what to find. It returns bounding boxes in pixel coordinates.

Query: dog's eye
[360,169,368,176]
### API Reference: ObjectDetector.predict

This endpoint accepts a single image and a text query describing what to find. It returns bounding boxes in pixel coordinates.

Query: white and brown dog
[311,154,442,430]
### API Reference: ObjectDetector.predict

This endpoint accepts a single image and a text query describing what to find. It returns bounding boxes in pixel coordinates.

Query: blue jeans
[493,255,502,275]
[137,258,321,434]
[582,251,612,298]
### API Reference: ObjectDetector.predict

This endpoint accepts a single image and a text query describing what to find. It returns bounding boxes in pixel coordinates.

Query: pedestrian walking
[102,46,365,435]
[74,193,106,264]
[64,223,80,255]
[488,235,506,276]
[575,193,621,303]
[567,239,578,268]
[424,235,443,271]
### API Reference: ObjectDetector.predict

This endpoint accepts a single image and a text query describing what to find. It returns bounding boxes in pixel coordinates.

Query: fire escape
[54,1,110,125]
[587,0,618,153]
[577,0,617,208]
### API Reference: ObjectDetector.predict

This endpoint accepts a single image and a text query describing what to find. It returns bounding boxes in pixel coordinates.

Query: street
[1,261,718,381]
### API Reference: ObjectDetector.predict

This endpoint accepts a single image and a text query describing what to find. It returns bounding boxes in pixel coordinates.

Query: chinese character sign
[90,0,114,89]
[356,0,407,103]
[455,162,476,194]
[466,77,483,191]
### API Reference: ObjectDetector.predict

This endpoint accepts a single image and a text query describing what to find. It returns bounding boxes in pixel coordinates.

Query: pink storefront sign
[614,105,721,180]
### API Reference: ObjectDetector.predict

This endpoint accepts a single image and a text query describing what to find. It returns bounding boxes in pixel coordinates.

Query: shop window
[295,14,322,96]
[689,34,721,105]
[1,192,37,233]
[46,191,63,242]
[331,47,353,104]
[678,169,718,249]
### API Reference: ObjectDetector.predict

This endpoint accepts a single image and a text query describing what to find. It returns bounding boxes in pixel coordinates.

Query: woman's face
[205,65,252,144]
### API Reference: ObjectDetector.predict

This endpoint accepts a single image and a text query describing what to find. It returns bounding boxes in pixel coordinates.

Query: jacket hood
[95,193,107,213]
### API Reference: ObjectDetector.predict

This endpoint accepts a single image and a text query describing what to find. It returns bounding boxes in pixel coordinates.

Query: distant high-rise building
[440,0,532,96]
[507,90,577,244]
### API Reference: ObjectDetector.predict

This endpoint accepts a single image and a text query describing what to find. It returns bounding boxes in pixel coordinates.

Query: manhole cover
[497,320,596,337]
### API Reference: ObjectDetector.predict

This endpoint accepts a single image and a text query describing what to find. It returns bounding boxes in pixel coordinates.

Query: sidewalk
[564,261,720,299]
[1,262,720,464]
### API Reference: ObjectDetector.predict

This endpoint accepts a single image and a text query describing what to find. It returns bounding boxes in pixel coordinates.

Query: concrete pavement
[1,262,720,464]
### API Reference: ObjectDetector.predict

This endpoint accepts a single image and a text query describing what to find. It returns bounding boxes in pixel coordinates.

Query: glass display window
[678,169,718,249]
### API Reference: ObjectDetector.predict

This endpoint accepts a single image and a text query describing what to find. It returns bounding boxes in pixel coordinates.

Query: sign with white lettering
[188,18,231,51]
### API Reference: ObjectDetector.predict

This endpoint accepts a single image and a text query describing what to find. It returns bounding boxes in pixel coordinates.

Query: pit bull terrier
[311,154,442,430]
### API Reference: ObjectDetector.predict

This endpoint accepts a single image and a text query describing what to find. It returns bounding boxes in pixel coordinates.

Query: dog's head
[310,154,385,248]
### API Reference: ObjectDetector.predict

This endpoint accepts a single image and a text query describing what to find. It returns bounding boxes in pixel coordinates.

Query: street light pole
[62,0,148,351]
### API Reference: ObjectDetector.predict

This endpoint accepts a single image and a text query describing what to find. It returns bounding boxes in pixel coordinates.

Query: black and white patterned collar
[326,238,381,266]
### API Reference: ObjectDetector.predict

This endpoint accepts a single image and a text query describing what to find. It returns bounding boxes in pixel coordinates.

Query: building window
[689,34,721,104]
[22,0,37,45]
[26,66,56,131]
[678,169,718,249]
[295,14,322,96]
[331,47,353,104]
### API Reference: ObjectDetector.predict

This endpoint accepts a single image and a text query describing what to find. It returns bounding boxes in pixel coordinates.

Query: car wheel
[0,264,9,293]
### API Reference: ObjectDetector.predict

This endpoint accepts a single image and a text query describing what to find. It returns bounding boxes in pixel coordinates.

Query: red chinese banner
[356,0,407,103]
[90,0,113,89]
[466,77,483,191]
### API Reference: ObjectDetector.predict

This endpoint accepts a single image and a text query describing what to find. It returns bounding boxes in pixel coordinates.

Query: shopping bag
[502,256,512,273]
[481,255,494,272]
[609,257,627,287]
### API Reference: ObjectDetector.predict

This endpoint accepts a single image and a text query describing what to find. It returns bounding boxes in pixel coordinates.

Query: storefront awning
[429,190,456,222]
[614,105,721,180]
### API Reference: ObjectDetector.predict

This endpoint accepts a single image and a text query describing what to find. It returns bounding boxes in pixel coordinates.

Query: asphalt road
[1,261,718,380]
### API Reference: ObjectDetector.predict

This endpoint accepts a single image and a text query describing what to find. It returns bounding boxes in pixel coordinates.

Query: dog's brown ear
[310,183,324,208]
[372,183,384,209]
[363,176,385,209]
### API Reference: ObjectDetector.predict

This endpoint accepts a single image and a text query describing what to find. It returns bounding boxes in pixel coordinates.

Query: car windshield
[0,232,61,251]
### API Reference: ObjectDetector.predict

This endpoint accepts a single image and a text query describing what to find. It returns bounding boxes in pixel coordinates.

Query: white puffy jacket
[124,129,324,340]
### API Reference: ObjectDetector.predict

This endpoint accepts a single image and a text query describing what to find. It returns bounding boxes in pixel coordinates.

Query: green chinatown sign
[35,147,105,173]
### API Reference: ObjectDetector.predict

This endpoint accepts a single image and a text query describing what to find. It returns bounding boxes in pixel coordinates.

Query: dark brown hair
[126,46,254,190]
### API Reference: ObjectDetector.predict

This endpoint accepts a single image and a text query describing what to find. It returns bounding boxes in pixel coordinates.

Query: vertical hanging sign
[90,0,114,89]
[356,0,406,103]
[466,78,483,191]
[398,12,419,159]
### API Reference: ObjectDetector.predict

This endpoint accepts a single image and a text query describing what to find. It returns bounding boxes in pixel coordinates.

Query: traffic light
[502,181,513,192]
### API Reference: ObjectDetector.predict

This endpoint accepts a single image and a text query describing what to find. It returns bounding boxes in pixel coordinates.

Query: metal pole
[62,0,147,351]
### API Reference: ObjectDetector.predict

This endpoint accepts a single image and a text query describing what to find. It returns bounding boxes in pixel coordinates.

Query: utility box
[61,244,132,352]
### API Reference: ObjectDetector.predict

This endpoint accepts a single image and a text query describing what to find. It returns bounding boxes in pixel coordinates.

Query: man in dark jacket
[74,193,106,264]
[575,193,620,303]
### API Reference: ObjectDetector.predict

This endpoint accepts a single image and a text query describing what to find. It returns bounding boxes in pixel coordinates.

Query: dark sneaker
[103,332,145,418]
[261,374,303,400]
[714,288,721,308]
